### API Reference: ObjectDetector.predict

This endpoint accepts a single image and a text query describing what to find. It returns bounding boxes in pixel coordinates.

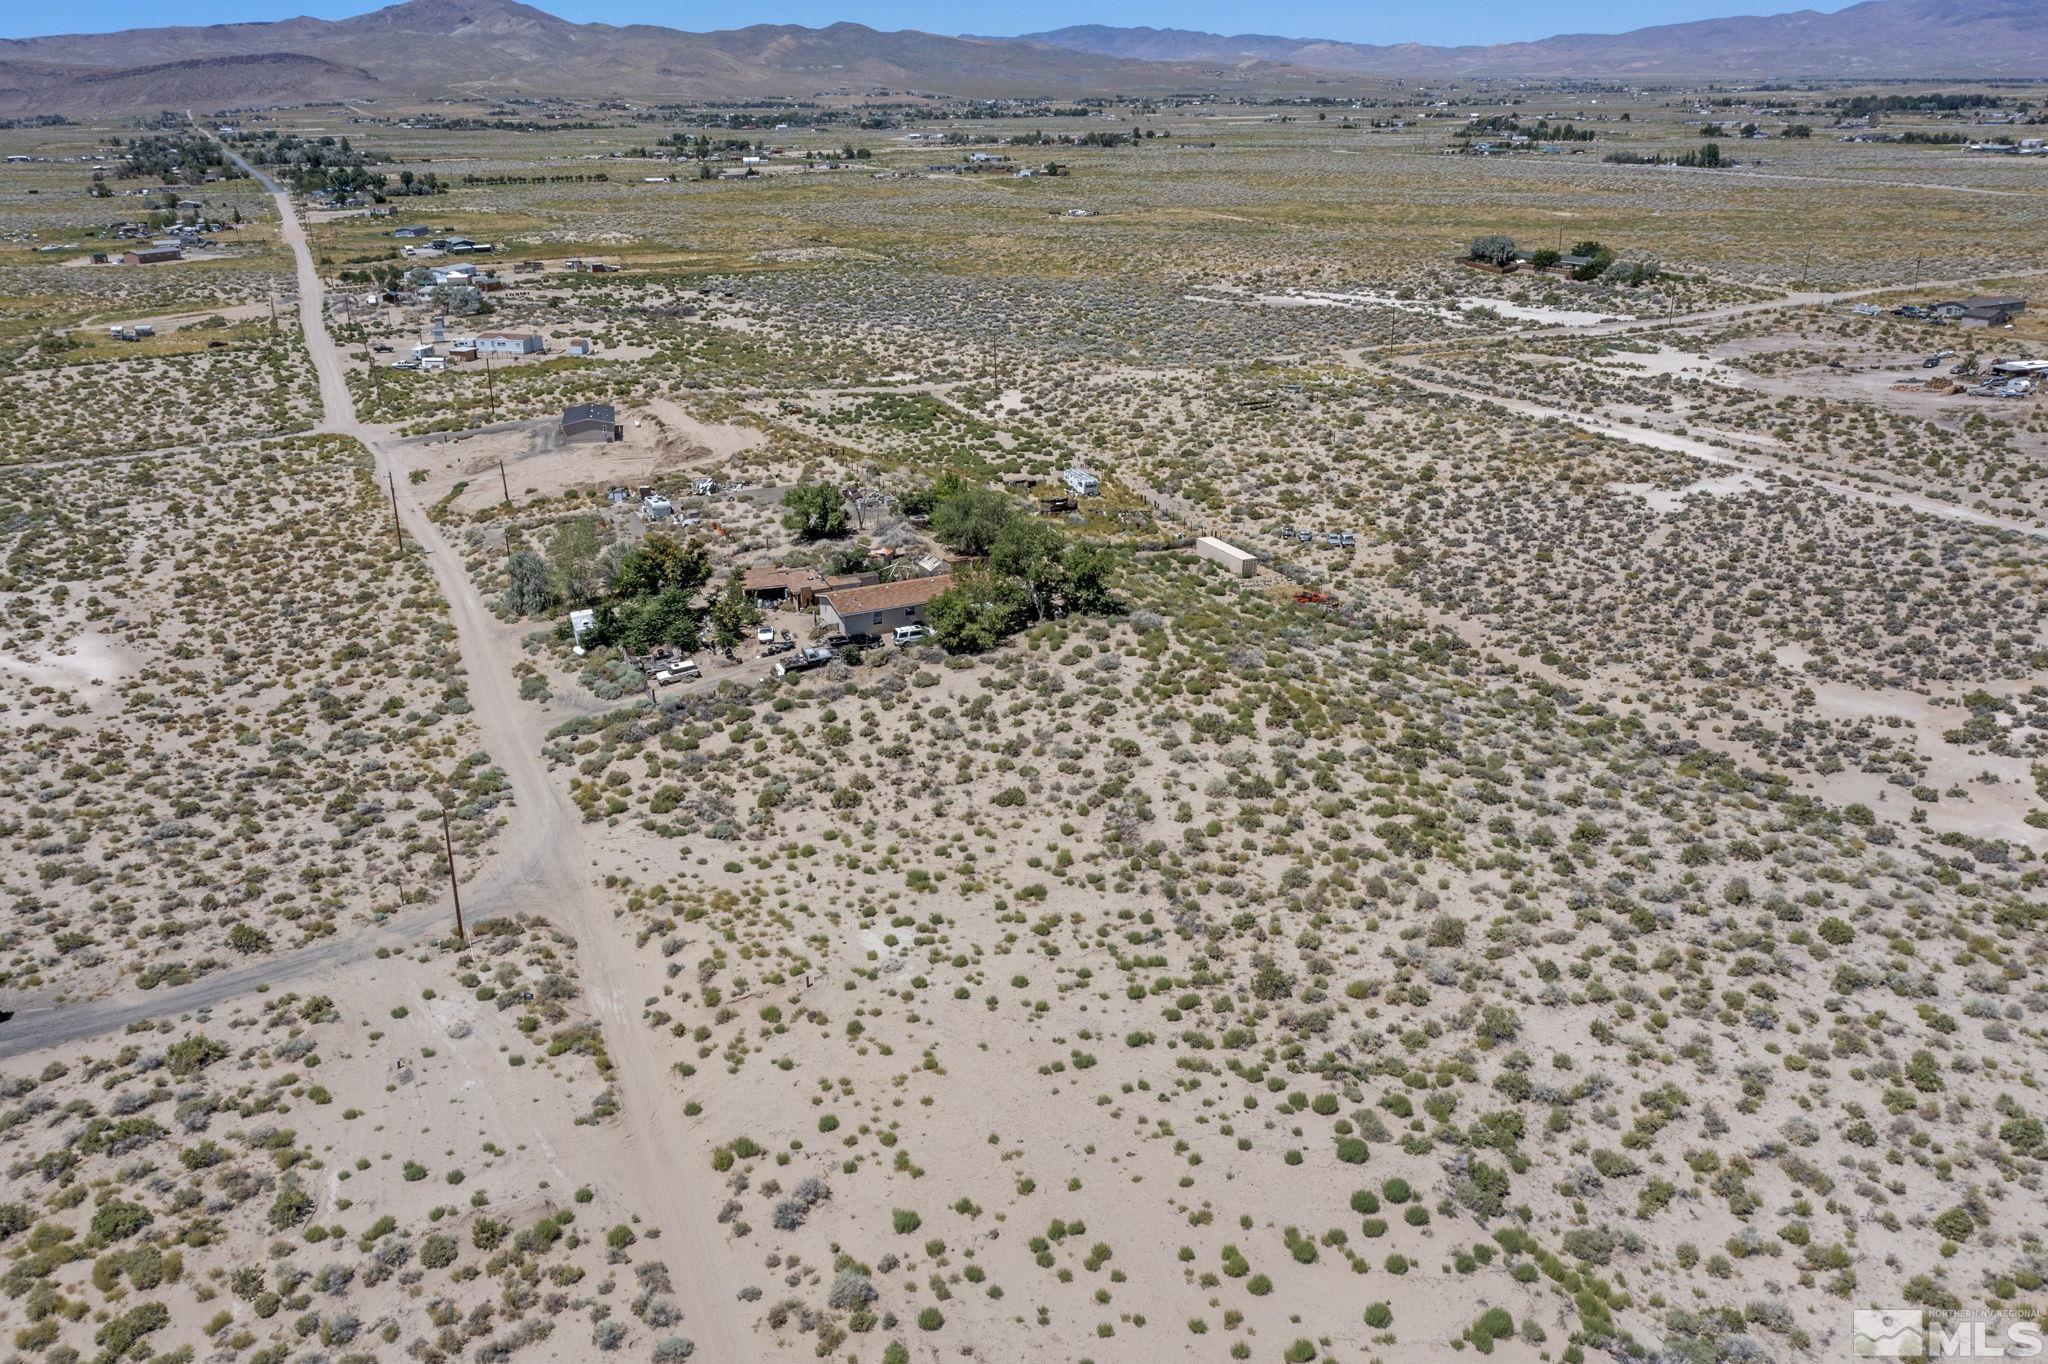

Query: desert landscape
[0,3,2046,1361]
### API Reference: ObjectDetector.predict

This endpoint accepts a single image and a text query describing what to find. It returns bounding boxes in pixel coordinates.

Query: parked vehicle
[652,659,700,685]
[1923,350,1956,368]
[372,342,394,352]
[773,647,835,677]
[760,640,794,657]
[892,624,930,645]
[756,626,777,645]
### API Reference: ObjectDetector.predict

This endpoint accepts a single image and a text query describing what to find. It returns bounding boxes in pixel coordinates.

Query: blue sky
[6,0,1851,44]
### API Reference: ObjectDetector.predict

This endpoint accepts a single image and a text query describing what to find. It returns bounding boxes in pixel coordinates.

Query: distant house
[473,331,545,356]
[393,225,430,237]
[427,263,480,286]
[560,402,620,444]
[818,574,954,637]
[566,337,595,356]
[119,245,182,265]
[1062,467,1101,497]
[1933,295,2026,328]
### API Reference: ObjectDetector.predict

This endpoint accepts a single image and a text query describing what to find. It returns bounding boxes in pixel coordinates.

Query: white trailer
[1195,536,1256,578]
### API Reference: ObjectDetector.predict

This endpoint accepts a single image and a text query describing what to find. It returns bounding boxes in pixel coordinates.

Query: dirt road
[1371,369,2048,541]
[22,134,762,1362]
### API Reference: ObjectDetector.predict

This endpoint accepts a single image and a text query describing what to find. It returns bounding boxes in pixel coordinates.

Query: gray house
[561,402,620,443]
[818,574,954,637]
[1933,295,2026,328]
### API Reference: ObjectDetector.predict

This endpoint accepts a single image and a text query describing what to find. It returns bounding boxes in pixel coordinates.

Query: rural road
[1375,368,2048,540]
[0,132,760,1363]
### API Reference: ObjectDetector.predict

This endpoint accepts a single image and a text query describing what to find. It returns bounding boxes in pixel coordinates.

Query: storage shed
[560,402,620,443]
[1195,536,1256,578]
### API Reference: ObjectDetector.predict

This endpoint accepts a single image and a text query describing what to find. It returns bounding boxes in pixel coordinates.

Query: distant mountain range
[2,0,2044,115]
[1015,0,2048,79]
[0,0,1312,112]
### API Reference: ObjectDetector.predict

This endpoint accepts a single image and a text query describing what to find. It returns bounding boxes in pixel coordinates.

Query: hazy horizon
[0,0,1861,51]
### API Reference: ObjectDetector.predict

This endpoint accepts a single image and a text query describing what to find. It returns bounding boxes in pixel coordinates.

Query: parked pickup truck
[773,647,835,678]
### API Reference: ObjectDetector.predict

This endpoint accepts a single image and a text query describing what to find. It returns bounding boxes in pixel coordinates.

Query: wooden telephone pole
[386,471,401,550]
[440,807,465,943]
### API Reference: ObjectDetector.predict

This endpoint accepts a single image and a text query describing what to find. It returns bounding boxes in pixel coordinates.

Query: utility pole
[387,471,401,550]
[440,806,465,943]
[498,459,510,504]
[482,347,496,424]
[267,289,278,333]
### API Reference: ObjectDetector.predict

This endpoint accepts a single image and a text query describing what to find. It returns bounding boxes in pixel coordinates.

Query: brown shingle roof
[821,574,954,617]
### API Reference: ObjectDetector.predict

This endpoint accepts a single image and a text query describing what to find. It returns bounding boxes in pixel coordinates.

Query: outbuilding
[1195,536,1256,578]
[119,245,182,265]
[560,402,620,444]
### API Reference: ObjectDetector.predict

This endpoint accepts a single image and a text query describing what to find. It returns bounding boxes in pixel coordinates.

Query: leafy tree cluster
[915,480,1115,652]
[1468,235,1516,266]
[783,481,850,541]
[505,521,713,654]
[113,134,233,183]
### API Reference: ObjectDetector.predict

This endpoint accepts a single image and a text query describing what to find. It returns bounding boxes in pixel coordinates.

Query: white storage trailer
[1194,536,1256,578]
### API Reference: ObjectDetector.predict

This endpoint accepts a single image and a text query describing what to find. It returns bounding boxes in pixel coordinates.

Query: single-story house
[818,574,954,637]
[393,225,431,237]
[427,263,481,286]
[1933,295,2026,327]
[560,402,620,444]
[1062,467,1101,497]
[473,331,545,356]
[120,245,182,265]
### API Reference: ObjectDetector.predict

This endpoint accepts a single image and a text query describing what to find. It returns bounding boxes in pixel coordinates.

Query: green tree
[783,481,849,540]
[547,517,604,604]
[707,571,762,648]
[898,472,971,519]
[928,569,1028,653]
[1468,234,1517,266]
[1061,540,1115,614]
[932,486,1018,557]
[610,534,709,600]
[988,519,1068,620]
[503,550,557,615]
